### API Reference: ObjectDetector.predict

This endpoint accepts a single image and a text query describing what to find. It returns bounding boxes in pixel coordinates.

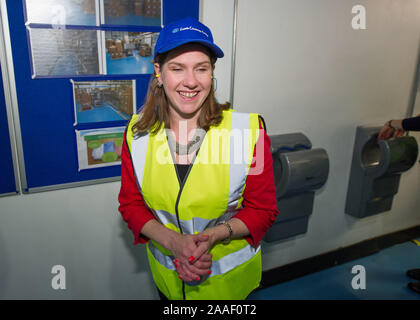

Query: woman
[118,17,278,300]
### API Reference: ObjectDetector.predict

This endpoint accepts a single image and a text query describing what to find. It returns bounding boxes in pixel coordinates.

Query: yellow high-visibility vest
[125,109,262,300]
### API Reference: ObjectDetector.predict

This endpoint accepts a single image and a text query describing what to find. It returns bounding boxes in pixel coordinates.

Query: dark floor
[249,238,420,300]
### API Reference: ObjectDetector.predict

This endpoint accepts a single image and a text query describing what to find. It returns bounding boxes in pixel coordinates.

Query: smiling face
[154,43,214,121]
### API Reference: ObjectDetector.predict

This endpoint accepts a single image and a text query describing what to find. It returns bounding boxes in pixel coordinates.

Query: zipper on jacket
[173,162,193,301]
[172,143,201,236]
[168,130,204,300]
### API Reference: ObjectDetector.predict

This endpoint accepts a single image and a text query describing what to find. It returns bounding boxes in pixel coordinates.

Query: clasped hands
[168,232,215,282]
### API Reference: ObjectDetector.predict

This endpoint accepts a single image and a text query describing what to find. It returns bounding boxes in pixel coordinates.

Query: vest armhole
[258,115,267,133]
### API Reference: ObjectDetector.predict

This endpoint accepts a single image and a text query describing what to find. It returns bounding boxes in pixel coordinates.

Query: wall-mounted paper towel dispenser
[345,125,418,218]
[264,133,329,242]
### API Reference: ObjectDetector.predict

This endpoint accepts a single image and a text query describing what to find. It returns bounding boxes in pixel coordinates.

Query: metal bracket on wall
[0,0,23,195]
[229,0,238,106]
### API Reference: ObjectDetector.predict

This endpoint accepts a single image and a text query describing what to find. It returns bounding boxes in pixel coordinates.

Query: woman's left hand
[174,252,213,282]
[189,238,214,264]
[188,226,222,265]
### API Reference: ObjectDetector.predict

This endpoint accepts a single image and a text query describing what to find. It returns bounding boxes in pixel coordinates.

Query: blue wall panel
[5,0,199,191]
[0,63,18,195]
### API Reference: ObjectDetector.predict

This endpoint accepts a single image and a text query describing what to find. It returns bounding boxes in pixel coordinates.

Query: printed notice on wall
[75,127,125,171]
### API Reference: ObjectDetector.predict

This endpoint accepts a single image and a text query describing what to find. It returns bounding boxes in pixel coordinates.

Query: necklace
[167,129,205,155]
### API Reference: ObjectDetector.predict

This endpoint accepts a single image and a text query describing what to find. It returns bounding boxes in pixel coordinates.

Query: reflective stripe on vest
[150,208,238,238]
[228,112,251,212]
[148,238,261,286]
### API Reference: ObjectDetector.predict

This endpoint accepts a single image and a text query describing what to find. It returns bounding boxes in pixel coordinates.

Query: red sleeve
[118,129,155,245]
[234,120,279,247]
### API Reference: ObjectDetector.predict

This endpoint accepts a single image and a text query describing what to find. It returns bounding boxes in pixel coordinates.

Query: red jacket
[118,119,279,247]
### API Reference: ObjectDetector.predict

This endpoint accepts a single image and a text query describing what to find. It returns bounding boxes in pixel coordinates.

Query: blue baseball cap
[154,17,224,59]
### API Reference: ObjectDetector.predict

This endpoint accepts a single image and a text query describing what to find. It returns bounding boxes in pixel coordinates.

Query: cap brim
[155,39,224,59]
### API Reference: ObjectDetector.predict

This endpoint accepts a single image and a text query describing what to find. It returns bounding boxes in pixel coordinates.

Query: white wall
[0,0,419,299]
[0,183,157,299]
[230,0,420,270]
[200,0,234,104]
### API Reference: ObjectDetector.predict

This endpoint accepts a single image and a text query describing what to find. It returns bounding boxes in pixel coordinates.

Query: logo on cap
[177,26,209,38]
[172,28,179,33]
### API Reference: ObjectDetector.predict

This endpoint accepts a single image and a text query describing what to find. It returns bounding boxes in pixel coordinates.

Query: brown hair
[131,48,231,136]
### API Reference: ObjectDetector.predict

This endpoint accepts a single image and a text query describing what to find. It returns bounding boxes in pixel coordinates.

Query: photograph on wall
[103,31,158,75]
[102,0,162,27]
[28,27,100,77]
[76,127,125,171]
[72,80,136,125]
[25,0,99,26]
